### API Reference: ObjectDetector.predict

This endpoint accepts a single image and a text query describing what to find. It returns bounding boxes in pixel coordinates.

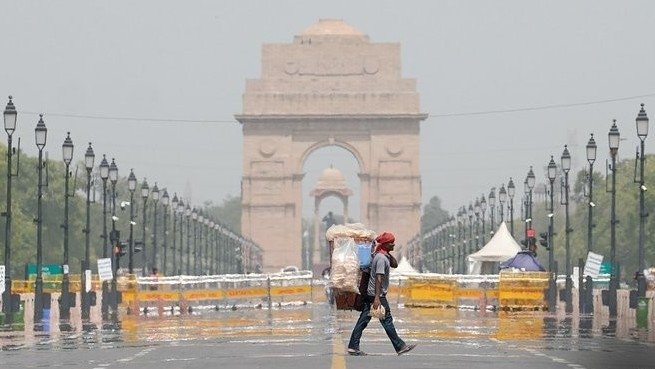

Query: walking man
[347,231,416,356]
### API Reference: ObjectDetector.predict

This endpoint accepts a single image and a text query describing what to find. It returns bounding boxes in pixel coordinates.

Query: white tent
[467,222,522,274]
[391,257,418,275]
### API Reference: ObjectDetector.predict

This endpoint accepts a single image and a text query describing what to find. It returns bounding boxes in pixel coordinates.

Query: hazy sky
[2,1,654,223]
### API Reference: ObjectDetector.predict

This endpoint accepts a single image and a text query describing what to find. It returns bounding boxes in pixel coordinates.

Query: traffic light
[539,232,549,250]
[114,241,128,257]
[520,239,528,247]
[134,240,143,254]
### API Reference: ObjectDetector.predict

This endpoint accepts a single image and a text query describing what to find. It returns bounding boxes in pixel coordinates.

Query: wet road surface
[1,303,653,369]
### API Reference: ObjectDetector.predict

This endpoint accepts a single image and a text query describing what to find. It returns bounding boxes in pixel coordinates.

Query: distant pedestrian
[347,231,416,356]
[149,267,159,291]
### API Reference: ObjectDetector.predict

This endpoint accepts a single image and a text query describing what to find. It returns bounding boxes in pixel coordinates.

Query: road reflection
[1,303,652,351]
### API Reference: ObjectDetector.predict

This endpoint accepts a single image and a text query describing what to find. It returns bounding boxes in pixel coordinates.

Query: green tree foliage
[202,194,241,232]
[421,195,450,233]
[0,143,108,276]
[0,143,242,278]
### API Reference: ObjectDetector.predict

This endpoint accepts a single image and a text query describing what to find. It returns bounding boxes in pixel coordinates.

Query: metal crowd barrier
[123,271,314,315]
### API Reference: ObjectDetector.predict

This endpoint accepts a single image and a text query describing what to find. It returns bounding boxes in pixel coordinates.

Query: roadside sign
[583,251,603,278]
[600,261,613,274]
[25,263,63,278]
[0,265,5,293]
[97,258,113,281]
[84,270,92,293]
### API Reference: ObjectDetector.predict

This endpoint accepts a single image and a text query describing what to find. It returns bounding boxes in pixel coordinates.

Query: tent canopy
[391,257,418,275]
[467,222,522,273]
[468,222,522,262]
[500,250,546,271]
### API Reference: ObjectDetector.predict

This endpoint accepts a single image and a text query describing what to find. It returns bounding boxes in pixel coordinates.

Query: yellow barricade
[12,280,32,293]
[224,287,267,299]
[184,289,226,300]
[498,271,549,310]
[270,285,310,296]
[405,277,457,307]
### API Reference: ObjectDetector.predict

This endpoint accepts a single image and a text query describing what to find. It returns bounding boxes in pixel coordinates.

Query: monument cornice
[235,113,428,124]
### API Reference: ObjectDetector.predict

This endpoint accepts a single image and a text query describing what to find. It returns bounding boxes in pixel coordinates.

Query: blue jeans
[347,294,405,352]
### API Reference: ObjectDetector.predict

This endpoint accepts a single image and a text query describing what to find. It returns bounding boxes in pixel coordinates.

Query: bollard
[636,297,649,329]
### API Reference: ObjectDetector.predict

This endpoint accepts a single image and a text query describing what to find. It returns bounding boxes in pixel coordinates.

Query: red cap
[376,232,395,245]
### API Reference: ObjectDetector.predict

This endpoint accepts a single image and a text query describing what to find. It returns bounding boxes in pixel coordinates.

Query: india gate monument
[236,19,427,272]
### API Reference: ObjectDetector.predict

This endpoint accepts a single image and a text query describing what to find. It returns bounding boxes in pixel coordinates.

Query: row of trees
[0,142,241,277]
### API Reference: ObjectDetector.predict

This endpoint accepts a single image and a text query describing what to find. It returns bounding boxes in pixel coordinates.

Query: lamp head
[128,169,137,191]
[161,189,169,206]
[99,154,109,179]
[141,178,149,199]
[84,142,95,170]
[527,166,536,189]
[586,133,597,164]
[547,155,557,181]
[151,183,159,201]
[62,132,74,165]
[507,178,515,198]
[3,96,17,135]
[561,145,571,173]
[487,188,495,207]
[35,114,47,149]
[498,184,507,203]
[636,103,649,140]
[608,119,620,155]
[108,158,118,184]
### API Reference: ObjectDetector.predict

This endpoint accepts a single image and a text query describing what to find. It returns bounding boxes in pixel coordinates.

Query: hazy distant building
[236,19,427,271]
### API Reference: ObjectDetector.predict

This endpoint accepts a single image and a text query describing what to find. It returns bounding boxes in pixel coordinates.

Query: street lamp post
[474,199,481,251]
[487,188,495,233]
[527,166,536,235]
[185,205,191,274]
[161,190,169,275]
[33,115,47,329]
[60,133,74,323]
[140,179,149,276]
[81,149,97,326]
[480,195,487,245]
[507,178,516,236]
[547,156,557,312]
[209,220,215,274]
[523,178,529,241]
[171,194,178,275]
[561,145,573,313]
[586,134,597,256]
[581,134,597,314]
[192,209,198,275]
[151,183,159,272]
[467,204,474,270]
[204,218,210,274]
[498,184,506,224]
[127,170,137,274]
[214,222,225,274]
[197,211,204,274]
[98,155,109,321]
[2,96,18,326]
[177,200,185,275]
[608,120,620,318]
[108,158,118,321]
[635,104,649,298]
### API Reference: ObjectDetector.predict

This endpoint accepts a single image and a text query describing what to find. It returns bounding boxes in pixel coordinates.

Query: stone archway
[310,166,354,269]
[235,19,427,271]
